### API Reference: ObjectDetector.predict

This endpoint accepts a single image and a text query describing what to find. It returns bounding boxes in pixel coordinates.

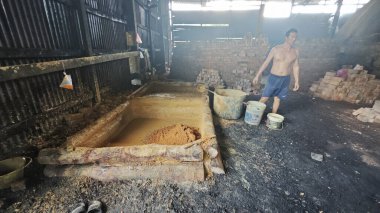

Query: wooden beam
[44,162,205,182]
[0,48,84,59]
[38,144,203,165]
[63,101,131,148]
[0,52,139,81]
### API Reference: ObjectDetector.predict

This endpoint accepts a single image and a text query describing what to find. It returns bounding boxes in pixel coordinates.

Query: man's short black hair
[286,28,298,37]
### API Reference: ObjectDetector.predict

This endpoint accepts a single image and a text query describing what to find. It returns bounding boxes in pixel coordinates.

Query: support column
[75,0,101,103]
[330,0,343,38]
[256,1,265,37]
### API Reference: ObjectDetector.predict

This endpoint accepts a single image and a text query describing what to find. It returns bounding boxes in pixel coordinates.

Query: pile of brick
[231,62,255,93]
[196,68,225,88]
[310,69,380,104]
[353,100,380,123]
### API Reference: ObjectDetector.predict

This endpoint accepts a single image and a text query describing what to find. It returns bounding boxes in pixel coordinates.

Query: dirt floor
[1,91,380,212]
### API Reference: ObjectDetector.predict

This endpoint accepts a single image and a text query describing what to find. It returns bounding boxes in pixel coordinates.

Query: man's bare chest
[274,50,296,63]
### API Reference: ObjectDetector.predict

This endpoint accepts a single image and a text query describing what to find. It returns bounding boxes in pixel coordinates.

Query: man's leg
[272,96,280,113]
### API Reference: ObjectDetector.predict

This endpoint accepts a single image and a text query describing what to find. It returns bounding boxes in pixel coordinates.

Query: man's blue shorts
[262,74,291,100]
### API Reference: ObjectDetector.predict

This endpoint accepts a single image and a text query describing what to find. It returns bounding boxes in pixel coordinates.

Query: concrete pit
[38,82,224,182]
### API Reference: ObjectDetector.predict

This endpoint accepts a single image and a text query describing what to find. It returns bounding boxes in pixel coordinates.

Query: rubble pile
[310,67,380,104]
[196,69,225,88]
[353,100,380,123]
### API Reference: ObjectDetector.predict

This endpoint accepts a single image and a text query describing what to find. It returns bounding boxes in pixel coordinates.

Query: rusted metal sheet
[0,0,171,159]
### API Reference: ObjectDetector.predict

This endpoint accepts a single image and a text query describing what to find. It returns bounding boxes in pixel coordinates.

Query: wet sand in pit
[144,124,201,145]
[109,118,200,146]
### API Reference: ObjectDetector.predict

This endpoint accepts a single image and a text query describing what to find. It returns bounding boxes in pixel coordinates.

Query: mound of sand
[144,124,201,145]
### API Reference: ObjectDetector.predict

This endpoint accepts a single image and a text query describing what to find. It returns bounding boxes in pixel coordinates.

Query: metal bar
[54,1,69,49]
[0,84,13,125]
[59,3,72,49]
[17,0,36,48]
[0,51,138,81]
[45,74,60,106]
[32,0,50,49]
[3,0,23,47]
[3,81,20,122]
[87,14,96,48]
[35,75,51,110]
[25,0,42,48]
[47,0,63,49]
[53,72,67,103]
[0,0,12,47]
[12,0,31,48]
[96,16,103,49]
[12,80,30,118]
[41,0,57,48]
[23,78,40,115]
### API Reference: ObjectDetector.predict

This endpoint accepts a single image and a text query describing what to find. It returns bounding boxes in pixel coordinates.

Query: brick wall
[170,37,339,92]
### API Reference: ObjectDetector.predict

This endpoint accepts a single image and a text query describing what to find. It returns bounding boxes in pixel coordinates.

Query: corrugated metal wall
[0,0,171,157]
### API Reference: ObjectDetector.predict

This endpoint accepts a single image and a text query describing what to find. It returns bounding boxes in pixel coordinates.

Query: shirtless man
[252,28,300,114]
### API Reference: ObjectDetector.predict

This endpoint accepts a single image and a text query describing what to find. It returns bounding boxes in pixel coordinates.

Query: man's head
[285,28,298,46]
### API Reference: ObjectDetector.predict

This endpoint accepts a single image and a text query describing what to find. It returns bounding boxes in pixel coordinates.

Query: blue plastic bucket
[213,89,247,119]
[244,101,266,125]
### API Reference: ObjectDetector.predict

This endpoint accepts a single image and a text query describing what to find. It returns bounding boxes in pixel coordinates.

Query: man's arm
[252,47,275,84]
[292,49,300,91]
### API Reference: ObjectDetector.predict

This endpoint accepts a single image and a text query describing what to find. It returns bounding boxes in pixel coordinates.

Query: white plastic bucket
[266,113,285,130]
[244,101,266,125]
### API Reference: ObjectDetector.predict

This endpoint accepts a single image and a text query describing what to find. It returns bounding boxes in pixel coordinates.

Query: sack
[60,72,73,90]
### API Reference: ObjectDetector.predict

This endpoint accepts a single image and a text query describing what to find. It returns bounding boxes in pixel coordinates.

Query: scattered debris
[311,152,324,162]
[352,100,380,123]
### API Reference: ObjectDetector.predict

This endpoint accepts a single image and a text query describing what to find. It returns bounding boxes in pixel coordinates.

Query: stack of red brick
[353,100,380,123]
[310,69,380,104]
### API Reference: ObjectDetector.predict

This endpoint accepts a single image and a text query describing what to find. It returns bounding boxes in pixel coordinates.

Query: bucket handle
[22,157,32,169]
[207,89,216,95]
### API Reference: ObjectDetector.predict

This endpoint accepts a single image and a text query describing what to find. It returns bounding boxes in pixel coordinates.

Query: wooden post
[44,162,205,182]
[75,0,101,103]
[75,0,93,56]
[129,56,140,74]
[38,144,203,165]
